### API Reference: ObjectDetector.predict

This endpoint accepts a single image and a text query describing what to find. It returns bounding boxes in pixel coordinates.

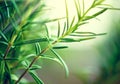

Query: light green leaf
[65,0,69,30]
[29,71,44,84]
[70,16,75,28]
[57,21,61,38]
[83,8,107,21]
[71,32,106,37]
[0,30,8,42]
[41,56,62,65]
[60,37,95,42]
[44,24,50,38]
[62,22,66,35]
[50,49,69,77]
[94,0,105,6]
[98,7,120,10]
[0,41,8,45]
[74,0,81,20]
[35,43,41,55]
[29,65,42,70]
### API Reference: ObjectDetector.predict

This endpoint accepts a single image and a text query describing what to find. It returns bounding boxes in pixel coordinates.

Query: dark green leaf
[4,61,12,84]
[4,0,10,18]
[11,0,20,15]
[15,38,53,46]
[29,71,44,84]
[0,61,5,84]
[6,58,18,61]
[53,46,68,49]
[60,38,77,42]
[50,49,69,77]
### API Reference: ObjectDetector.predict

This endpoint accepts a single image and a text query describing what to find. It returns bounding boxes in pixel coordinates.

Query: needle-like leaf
[15,38,53,46]
[29,71,44,84]
[35,43,41,55]
[0,30,8,42]
[50,49,69,77]
[83,8,107,21]
[74,0,81,21]
[57,21,61,38]
[65,0,69,30]
[53,46,68,49]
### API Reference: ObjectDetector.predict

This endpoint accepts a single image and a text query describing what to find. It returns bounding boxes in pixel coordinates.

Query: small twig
[15,41,54,84]
[3,43,12,59]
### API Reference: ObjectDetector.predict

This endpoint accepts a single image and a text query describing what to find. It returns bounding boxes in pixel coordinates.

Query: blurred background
[35,0,120,84]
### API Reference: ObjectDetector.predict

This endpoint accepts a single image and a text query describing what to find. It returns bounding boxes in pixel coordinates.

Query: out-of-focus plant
[0,0,120,84]
[94,20,120,84]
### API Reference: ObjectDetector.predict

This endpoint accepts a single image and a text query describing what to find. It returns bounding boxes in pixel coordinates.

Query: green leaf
[41,56,62,65]
[60,37,95,42]
[0,41,8,45]
[74,0,81,20]
[4,0,10,18]
[83,8,107,21]
[29,71,44,84]
[57,21,61,38]
[4,61,12,84]
[11,74,18,81]
[0,30,8,42]
[82,0,85,14]
[94,0,105,6]
[0,61,5,84]
[35,43,41,55]
[70,16,75,28]
[53,46,68,49]
[98,7,120,10]
[20,54,36,62]
[15,38,53,46]
[62,22,66,35]
[71,32,106,37]
[11,0,20,15]
[50,49,69,77]
[65,0,69,30]
[29,65,42,70]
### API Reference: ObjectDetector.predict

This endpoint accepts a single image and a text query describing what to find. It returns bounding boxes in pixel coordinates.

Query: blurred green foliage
[0,0,120,84]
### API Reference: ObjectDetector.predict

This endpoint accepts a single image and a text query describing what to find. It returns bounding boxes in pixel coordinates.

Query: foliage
[0,0,119,84]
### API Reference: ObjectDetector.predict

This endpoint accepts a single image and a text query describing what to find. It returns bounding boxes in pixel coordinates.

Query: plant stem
[15,40,58,84]
[3,43,12,59]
